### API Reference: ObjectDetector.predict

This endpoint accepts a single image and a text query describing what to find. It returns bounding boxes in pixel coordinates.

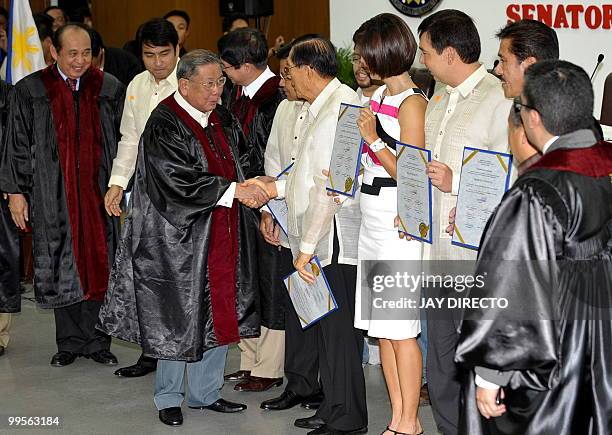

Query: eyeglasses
[280,65,300,81]
[222,64,237,71]
[188,76,227,90]
[513,97,538,114]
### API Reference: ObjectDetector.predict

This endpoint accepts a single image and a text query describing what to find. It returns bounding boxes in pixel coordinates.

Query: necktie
[66,78,77,91]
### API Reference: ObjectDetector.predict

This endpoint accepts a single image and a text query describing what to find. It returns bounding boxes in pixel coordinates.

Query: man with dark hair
[494,19,559,174]
[456,59,612,435]
[263,36,367,434]
[104,17,180,379]
[222,14,249,34]
[417,9,511,435]
[0,23,125,367]
[33,13,55,66]
[0,80,16,358]
[44,6,68,31]
[90,28,142,86]
[220,27,288,393]
[98,49,265,427]
[164,9,190,56]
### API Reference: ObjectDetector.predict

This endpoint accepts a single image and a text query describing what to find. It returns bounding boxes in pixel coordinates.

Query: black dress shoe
[86,350,118,366]
[114,360,157,377]
[307,425,368,435]
[189,399,246,413]
[301,390,324,409]
[261,390,304,410]
[295,415,326,429]
[159,407,183,426]
[0,345,4,357]
[224,370,251,381]
[50,351,78,367]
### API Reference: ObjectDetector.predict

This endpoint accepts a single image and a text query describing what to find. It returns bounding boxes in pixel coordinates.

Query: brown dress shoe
[224,370,251,382]
[419,383,430,406]
[234,376,283,392]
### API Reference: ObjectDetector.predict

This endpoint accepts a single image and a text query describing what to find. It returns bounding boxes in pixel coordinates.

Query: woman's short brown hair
[352,13,417,79]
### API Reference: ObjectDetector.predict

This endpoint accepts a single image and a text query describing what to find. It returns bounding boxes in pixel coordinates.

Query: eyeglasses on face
[513,97,538,114]
[188,76,227,90]
[280,64,300,80]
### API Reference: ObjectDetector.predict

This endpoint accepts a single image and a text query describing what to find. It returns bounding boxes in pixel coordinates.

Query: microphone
[590,54,604,81]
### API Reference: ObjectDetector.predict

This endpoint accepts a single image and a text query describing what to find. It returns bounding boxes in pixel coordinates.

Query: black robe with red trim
[97,96,261,361]
[0,80,19,313]
[455,130,612,435]
[0,66,124,309]
[229,76,287,330]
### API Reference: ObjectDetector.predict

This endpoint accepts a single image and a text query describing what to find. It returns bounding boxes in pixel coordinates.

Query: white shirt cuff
[451,169,460,196]
[108,175,130,189]
[475,374,501,390]
[298,241,317,255]
[275,180,286,199]
[217,182,236,208]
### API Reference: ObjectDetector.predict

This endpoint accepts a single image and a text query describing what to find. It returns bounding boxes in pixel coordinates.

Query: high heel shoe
[381,427,398,435]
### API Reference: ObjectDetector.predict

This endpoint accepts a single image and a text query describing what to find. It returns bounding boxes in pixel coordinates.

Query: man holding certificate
[262,37,367,435]
[417,10,512,435]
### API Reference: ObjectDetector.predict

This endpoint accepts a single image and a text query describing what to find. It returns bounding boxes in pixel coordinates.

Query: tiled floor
[0,291,438,434]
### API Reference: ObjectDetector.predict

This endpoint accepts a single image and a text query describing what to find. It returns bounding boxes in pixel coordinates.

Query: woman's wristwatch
[368,138,386,153]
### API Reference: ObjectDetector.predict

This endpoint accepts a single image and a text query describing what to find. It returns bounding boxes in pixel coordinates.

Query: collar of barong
[528,129,612,178]
[247,75,281,107]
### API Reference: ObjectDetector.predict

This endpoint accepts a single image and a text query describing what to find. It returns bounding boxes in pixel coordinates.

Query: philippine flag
[6,0,46,84]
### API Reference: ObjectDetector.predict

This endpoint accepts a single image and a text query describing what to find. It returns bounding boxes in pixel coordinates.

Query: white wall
[330,0,611,117]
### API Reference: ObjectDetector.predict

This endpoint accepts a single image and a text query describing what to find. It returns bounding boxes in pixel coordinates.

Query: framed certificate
[396,143,433,244]
[452,147,513,250]
[263,163,294,237]
[283,256,338,329]
[325,103,363,198]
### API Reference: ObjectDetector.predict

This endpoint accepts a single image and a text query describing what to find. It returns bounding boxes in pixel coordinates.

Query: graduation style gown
[228,76,287,330]
[0,66,125,309]
[455,129,612,435]
[0,80,19,313]
[97,96,262,362]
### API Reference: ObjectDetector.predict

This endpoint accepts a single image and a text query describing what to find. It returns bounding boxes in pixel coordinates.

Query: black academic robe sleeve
[455,177,563,390]
[0,83,34,194]
[142,109,232,230]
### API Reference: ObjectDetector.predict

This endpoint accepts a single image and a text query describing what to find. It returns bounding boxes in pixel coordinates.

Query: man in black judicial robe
[455,61,612,435]
[0,24,124,366]
[0,80,18,357]
[97,50,269,426]
[220,28,289,392]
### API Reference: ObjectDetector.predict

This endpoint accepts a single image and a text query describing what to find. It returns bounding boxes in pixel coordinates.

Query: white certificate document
[396,143,433,243]
[326,103,363,197]
[264,164,293,238]
[452,147,513,250]
[283,257,338,329]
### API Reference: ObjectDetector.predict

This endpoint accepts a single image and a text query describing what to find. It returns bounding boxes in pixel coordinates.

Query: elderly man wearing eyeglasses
[97,48,270,426]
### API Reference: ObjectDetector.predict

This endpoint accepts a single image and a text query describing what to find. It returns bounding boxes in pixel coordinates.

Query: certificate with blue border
[452,147,513,250]
[396,143,433,244]
[325,103,363,198]
[283,256,338,329]
[263,163,294,237]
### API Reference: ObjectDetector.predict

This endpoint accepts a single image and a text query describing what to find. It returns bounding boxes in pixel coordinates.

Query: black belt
[360,177,397,196]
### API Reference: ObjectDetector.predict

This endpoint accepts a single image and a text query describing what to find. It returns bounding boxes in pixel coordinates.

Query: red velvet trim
[232,76,281,137]
[41,65,109,302]
[528,141,612,178]
[161,95,240,345]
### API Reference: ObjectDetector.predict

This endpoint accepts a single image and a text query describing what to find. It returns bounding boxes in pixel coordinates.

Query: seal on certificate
[419,222,430,238]
[344,176,354,193]
[311,263,320,277]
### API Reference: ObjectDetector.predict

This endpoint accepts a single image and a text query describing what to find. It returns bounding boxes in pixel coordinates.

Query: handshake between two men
[235,176,278,209]
[104,176,278,217]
